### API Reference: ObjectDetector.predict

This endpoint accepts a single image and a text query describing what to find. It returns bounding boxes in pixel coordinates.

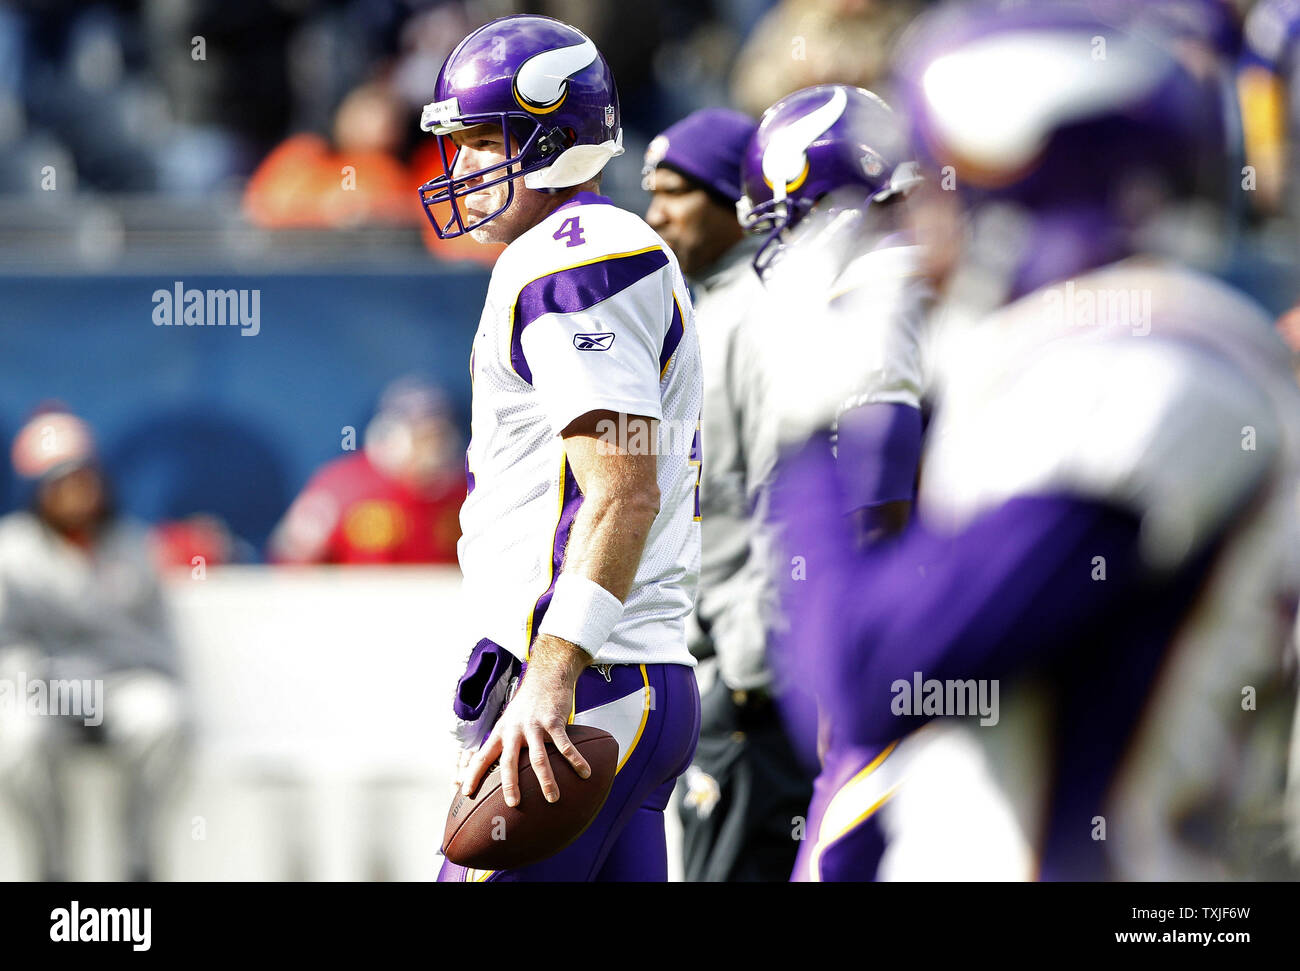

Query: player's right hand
[461,638,591,806]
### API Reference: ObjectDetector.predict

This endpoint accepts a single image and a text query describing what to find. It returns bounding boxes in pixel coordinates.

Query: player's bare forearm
[526,634,590,687]
[559,409,661,602]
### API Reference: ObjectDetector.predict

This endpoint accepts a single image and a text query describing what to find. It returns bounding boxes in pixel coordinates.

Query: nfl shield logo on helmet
[605,104,616,128]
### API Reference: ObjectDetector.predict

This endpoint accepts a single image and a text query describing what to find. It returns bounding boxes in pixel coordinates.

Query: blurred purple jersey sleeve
[769,434,1151,747]
[834,401,922,515]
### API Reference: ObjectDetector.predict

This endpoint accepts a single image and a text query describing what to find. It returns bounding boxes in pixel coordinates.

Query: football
[442,724,619,869]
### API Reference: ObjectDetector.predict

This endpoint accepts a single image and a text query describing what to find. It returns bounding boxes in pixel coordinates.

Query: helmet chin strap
[524,129,624,190]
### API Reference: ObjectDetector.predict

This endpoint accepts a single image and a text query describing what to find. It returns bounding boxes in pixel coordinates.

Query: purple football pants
[438,661,700,882]
[790,742,894,882]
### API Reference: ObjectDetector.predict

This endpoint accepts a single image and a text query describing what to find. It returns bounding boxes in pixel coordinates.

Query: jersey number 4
[553,216,586,248]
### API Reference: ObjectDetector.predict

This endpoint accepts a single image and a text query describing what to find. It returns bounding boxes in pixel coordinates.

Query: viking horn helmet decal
[514,37,599,111]
[762,87,848,202]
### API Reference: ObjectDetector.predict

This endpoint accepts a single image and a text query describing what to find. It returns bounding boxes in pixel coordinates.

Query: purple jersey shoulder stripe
[525,454,585,653]
[659,295,685,378]
[510,246,670,385]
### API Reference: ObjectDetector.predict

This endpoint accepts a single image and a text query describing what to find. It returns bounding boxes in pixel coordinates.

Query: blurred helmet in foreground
[737,84,922,277]
[416,15,623,239]
[892,1,1232,298]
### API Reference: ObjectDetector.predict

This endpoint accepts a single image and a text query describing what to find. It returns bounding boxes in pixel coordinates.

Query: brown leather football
[442,724,619,870]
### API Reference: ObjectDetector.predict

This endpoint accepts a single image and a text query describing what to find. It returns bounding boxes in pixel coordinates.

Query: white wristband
[537,572,624,657]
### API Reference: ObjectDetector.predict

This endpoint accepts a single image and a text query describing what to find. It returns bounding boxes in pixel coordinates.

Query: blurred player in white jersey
[643,107,815,881]
[739,86,931,547]
[735,84,931,880]
[415,14,703,881]
[767,2,1300,880]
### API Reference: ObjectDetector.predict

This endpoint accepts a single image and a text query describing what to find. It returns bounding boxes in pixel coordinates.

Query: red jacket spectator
[270,451,463,565]
[269,376,466,565]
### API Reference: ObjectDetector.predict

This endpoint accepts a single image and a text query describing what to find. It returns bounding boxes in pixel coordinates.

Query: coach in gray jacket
[644,109,812,882]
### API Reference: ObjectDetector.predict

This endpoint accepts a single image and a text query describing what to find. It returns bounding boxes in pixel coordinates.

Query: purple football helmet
[892,1,1231,298]
[737,84,921,277]
[417,15,624,239]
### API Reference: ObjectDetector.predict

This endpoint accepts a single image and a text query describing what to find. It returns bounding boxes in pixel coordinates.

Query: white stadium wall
[0,567,685,881]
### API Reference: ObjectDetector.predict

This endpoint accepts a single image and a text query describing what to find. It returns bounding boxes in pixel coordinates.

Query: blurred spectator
[268,376,465,565]
[285,0,424,139]
[142,0,298,193]
[729,0,920,118]
[245,78,501,263]
[0,1,167,194]
[492,0,666,129]
[244,80,417,228]
[149,513,250,571]
[0,406,189,880]
[388,0,477,117]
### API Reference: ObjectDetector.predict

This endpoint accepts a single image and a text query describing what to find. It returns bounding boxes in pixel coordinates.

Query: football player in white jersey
[739,85,930,547]
[735,84,931,881]
[416,15,703,881]
[767,3,1300,880]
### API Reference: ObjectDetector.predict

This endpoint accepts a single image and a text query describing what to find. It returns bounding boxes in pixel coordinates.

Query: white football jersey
[456,193,702,668]
[753,206,929,444]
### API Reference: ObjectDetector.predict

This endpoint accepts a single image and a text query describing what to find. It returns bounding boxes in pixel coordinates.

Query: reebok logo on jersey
[574,332,615,351]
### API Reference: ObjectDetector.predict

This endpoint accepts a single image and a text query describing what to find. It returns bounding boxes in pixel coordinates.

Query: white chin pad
[524,133,625,190]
